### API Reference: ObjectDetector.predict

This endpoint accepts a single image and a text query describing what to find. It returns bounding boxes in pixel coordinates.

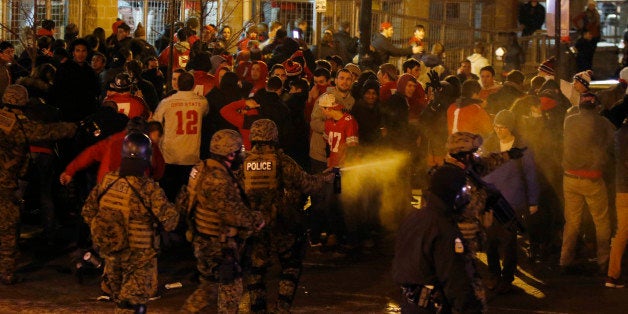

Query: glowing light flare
[385,301,401,313]
[495,47,506,60]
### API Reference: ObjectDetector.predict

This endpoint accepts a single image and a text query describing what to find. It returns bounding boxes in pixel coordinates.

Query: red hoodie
[220,100,260,150]
[379,80,397,103]
[245,61,268,95]
[64,131,165,183]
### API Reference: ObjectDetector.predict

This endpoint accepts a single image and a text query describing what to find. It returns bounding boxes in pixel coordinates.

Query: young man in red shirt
[319,93,359,168]
[316,93,359,252]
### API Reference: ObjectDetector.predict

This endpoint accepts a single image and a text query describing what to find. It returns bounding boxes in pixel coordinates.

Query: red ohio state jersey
[325,113,359,168]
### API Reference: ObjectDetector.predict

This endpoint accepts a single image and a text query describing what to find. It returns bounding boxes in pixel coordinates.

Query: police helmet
[122,131,152,162]
[250,119,278,143]
[446,132,483,154]
[210,129,243,156]
[429,164,467,208]
[2,85,28,106]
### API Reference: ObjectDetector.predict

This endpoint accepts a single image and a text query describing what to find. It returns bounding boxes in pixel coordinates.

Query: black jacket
[371,32,411,66]
[351,99,382,145]
[393,193,484,313]
[255,89,295,152]
[50,60,100,122]
[486,82,524,115]
[518,2,546,36]
[334,30,358,64]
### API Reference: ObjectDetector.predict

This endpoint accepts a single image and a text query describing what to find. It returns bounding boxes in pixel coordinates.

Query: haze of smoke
[340,148,413,232]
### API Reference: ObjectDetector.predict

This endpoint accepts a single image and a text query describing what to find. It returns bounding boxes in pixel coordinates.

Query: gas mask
[450,149,478,166]
[230,147,245,170]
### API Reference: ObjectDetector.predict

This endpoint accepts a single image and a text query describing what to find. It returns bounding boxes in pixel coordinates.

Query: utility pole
[358,0,374,70]
[167,0,176,91]
[555,0,564,80]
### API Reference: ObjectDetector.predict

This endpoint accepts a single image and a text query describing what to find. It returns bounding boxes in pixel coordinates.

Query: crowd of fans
[1,10,628,305]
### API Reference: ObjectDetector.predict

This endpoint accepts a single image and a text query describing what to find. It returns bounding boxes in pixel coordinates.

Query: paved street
[2,219,628,314]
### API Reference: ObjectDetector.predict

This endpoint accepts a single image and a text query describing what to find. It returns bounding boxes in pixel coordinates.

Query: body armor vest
[194,206,222,237]
[0,108,17,134]
[190,160,222,237]
[99,175,154,250]
[243,149,282,221]
[243,150,279,194]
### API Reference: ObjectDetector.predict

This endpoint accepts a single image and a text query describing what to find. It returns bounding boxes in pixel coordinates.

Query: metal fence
[2,0,67,50]
[0,0,557,78]
[120,0,181,46]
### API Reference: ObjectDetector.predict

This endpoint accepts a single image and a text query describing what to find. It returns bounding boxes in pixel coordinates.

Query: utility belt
[401,284,442,311]
[196,226,239,243]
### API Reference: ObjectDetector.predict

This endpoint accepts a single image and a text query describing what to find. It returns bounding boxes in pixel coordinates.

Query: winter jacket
[483,135,539,212]
[371,32,411,66]
[447,97,493,137]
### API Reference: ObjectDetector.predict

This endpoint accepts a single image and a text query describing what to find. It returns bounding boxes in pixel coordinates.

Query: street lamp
[495,47,506,61]
[495,47,506,80]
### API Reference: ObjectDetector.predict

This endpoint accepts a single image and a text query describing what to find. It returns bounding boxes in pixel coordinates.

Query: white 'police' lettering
[246,161,273,171]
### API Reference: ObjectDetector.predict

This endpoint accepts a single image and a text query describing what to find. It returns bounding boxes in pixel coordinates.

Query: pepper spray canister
[333,167,341,194]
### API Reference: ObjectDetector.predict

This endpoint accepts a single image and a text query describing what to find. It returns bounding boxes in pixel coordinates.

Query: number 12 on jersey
[175,110,199,134]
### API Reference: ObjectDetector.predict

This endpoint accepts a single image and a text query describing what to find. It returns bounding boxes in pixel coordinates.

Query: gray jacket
[563,108,615,173]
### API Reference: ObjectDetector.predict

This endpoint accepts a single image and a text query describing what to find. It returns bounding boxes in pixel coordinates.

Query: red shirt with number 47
[104,93,150,119]
[325,113,359,168]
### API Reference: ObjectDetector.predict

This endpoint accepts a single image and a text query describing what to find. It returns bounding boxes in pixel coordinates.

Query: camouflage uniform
[237,119,330,313]
[239,145,329,313]
[82,171,180,313]
[0,101,77,283]
[445,132,510,253]
[181,157,265,314]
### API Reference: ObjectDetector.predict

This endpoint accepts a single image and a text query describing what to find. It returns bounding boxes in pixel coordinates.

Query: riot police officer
[82,132,181,313]
[444,132,525,253]
[0,85,78,285]
[181,129,265,314]
[393,164,485,313]
[239,119,333,313]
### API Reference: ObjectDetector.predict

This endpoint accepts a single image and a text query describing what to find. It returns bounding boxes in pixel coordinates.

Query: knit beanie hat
[361,79,380,96]
[284,60,303,77]
[380,22,392,31]
[112,20,124,35]
[211,55,227,74]
[134,23,146,38]
[494,110,516,132]
[344,63,361,78]
[573,70,593,89]
[538,56,556,77]
[2,84,28,106]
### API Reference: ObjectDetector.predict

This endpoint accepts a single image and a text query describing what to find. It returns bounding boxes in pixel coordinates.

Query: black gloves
[507,147,527,159]
[77,119,102,138]
[426,70,441,90]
